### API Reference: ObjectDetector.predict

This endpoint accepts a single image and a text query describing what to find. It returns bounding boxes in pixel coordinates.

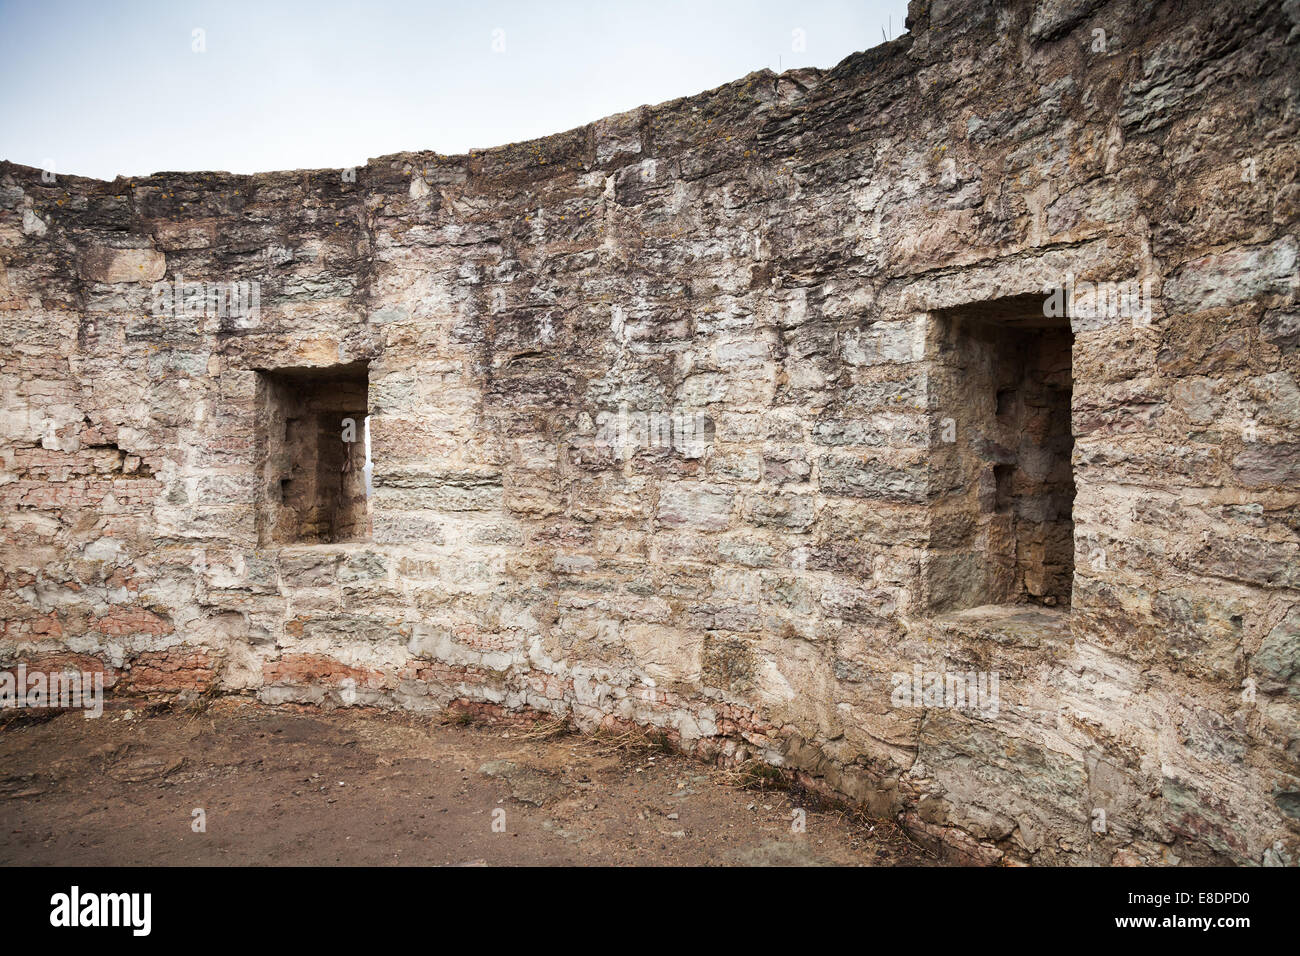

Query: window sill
[924,603,1072,650]
[257,540,375,556]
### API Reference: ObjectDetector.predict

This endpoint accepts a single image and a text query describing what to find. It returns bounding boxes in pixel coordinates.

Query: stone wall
[1,0,1297,865]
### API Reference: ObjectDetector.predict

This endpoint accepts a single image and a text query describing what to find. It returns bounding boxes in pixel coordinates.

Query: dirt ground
[0,699,935,866]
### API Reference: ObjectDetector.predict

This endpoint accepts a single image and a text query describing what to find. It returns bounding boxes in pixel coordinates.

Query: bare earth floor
[0,700,935,866]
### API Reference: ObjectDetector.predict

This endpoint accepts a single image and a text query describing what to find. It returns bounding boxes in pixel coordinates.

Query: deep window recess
[255,363,370,545]
[929,294,1074,612]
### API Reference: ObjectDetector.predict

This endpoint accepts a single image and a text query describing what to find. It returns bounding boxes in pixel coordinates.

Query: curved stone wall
[1,0,1297,864]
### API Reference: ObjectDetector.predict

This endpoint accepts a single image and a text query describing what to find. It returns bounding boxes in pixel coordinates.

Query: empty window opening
[256,363,370,545]
[929,293,1074,611]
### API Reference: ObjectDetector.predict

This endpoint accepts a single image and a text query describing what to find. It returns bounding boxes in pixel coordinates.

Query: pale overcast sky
[0,0,910,181]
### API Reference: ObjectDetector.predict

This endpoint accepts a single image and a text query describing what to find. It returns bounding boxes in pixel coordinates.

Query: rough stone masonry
[1,0,1298,865]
